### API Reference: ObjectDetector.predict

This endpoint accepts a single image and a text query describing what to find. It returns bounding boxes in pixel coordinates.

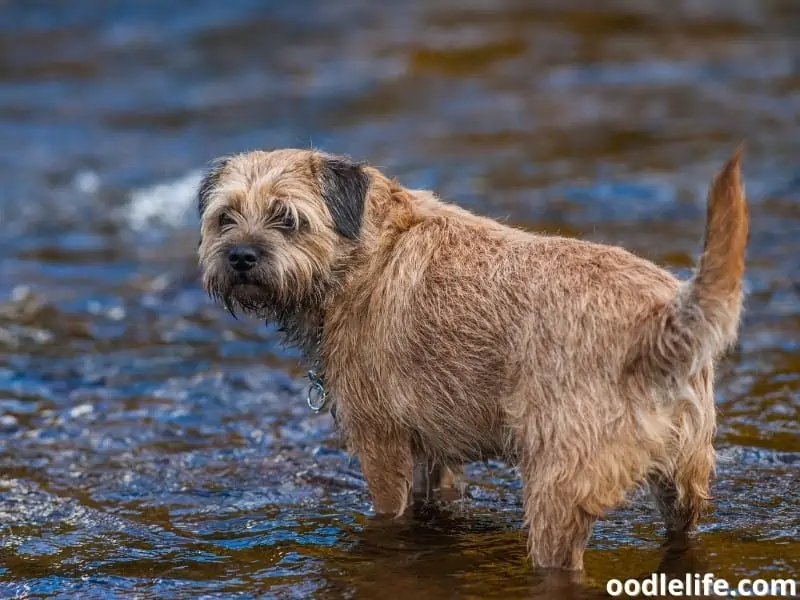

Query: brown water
[0,0,798,598]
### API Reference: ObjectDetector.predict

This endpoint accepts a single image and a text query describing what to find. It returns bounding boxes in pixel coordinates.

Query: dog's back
[332,152,746,469]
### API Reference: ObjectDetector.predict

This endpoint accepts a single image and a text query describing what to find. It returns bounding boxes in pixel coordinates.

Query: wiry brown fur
[198,148,749,571]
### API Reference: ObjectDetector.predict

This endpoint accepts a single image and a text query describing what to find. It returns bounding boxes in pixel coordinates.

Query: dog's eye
[219,213,235,228]
[278,211,297,231]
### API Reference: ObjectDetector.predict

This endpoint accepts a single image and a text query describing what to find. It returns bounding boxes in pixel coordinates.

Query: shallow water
[0,0,798,598]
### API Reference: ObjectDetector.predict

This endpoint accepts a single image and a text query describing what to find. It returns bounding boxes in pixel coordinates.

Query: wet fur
[198,148,749,570]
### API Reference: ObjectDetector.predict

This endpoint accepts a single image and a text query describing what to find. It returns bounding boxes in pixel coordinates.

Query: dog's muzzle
[227,245,260,272]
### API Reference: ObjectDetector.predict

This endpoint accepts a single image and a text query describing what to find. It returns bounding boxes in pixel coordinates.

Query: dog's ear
[198,156,230,218]
[319,157,369,240]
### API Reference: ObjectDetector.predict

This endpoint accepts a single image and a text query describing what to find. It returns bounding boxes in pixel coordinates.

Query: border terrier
[197,148,748,570]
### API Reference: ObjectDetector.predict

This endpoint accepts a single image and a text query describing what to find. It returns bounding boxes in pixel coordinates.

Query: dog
[197,148,748,571]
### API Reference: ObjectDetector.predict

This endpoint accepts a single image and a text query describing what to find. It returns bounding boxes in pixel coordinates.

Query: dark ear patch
[198,156,230,218]
[320,157,369,239]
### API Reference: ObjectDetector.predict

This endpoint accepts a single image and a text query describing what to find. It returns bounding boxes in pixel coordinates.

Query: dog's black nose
[228,246,259,272]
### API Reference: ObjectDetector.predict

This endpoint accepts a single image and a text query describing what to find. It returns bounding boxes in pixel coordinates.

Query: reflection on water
[0,0,798,597]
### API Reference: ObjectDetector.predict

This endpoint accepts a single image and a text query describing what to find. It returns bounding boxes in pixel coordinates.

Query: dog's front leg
[352,429,414,517]
[412,461,463,503]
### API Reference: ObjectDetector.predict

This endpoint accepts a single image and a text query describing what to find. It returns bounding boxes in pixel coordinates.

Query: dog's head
[197,149,369,319]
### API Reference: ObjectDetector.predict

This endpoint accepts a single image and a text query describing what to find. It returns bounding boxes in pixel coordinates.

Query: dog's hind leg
[649,441,715,542]
[521,456,599,570]
[516,389,649,570]
[517,416,601,570]
[650,369,716,542]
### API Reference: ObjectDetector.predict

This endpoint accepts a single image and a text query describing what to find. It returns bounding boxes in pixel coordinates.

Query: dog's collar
[305,323,327,412]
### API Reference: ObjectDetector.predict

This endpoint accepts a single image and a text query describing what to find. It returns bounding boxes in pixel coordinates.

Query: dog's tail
[631,148,749,380]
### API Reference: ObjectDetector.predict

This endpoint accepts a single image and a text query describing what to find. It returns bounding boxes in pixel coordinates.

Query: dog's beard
[203,263,327,329]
